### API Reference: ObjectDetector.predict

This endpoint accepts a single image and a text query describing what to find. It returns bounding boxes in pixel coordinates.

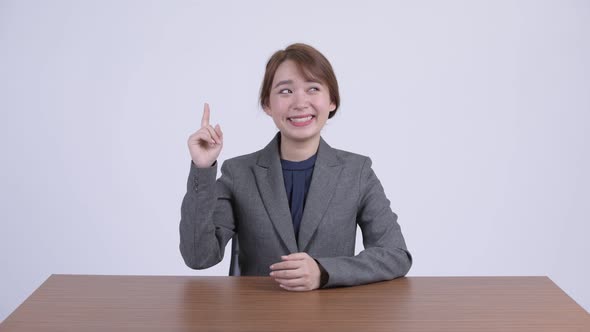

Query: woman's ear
[263,105,272,116]
[329,102,336,111]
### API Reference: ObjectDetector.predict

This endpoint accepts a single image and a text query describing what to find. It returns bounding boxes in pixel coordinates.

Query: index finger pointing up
[201,103,210,127]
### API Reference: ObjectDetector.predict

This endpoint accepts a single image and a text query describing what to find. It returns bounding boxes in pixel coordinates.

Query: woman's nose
[292,90,310,110]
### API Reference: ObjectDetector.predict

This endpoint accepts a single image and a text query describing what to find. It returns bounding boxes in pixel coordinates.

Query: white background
[1,0,589,321]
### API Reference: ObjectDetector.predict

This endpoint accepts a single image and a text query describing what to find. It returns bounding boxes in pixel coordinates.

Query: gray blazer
[180,133,412,288]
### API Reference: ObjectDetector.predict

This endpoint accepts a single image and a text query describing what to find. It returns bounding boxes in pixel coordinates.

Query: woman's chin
[280,130,321,143]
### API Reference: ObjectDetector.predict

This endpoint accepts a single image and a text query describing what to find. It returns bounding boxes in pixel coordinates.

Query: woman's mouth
[288,115,315,127]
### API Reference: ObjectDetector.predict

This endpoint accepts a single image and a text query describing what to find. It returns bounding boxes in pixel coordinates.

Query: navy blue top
[281,153,317,241]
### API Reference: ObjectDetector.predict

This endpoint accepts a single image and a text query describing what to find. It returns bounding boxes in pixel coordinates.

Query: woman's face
[264,60,335,146]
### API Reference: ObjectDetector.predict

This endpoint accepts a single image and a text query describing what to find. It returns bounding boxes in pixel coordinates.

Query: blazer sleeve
[316,157,412,288]
[179,160,236,269]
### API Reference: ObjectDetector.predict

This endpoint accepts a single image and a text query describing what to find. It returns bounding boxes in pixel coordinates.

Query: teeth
[289,116,313,123]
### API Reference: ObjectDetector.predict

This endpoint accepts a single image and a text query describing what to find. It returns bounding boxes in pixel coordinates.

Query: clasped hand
[269,253,321,291]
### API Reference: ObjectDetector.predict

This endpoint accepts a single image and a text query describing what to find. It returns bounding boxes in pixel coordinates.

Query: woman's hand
[269,253,322,291]
[187,103,223,168]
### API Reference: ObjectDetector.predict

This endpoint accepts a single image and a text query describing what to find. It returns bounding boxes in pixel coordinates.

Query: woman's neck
[279,134,320,162]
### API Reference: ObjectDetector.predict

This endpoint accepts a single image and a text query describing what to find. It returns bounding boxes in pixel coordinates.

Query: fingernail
[269,272,274,276]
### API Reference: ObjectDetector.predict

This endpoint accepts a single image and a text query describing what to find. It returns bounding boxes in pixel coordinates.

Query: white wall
[1,0,588,321]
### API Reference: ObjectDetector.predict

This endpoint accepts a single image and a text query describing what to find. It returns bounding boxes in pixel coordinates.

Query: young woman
[180,43,412,291]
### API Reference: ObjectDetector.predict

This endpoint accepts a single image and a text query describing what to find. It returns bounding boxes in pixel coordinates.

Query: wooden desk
[1,275,588,331]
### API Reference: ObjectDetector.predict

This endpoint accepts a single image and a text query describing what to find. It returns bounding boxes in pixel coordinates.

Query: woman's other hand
[269,253,322,291]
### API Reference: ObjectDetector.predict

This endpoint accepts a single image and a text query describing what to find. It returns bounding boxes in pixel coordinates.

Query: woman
[180,43,412,291]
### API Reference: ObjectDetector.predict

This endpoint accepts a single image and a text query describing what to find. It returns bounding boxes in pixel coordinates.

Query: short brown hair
[259,43,340,119]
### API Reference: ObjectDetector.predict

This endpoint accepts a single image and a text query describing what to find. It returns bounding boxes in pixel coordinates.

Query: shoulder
[320,143,374,188]
[220,151,259,170]
[222,134,279,169]
[325,145,379,187]
[220,140,273,169]
[319,136,371,168]
[333,147,370,165]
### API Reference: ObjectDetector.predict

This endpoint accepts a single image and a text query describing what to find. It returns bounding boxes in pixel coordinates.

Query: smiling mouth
[288,115,315,123]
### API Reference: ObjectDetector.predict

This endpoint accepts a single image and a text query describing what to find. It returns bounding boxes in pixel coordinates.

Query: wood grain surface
[1,275,588,331]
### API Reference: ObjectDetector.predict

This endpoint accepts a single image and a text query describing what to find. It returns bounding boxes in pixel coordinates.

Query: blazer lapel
[254,133,298,253]
[298,137,343,251]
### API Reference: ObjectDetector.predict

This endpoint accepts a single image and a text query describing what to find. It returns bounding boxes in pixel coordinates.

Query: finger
[270,260,301,271]
[214,124,223,140]
[279,284,310,292]
[191,129,213,145]
[274,277,305,287]
[270,269,302,279]
[201,103,210,127]
[208,125,222,144]
[281,253,309,261]
[194,132,218,149]
[204,125,221,144]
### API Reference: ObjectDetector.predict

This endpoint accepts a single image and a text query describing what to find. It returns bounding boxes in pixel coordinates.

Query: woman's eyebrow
[273,79,322,89]
[273,80,293,88]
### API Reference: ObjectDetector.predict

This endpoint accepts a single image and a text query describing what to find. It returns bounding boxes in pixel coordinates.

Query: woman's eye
[309,87,320,92]
[279,89,292,94]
